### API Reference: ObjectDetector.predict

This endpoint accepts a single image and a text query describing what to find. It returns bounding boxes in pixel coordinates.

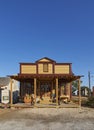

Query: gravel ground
[0,107,94,130]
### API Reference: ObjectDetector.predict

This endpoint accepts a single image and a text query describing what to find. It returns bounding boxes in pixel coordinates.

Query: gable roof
[35,57,56,63]
[0,77,10,87]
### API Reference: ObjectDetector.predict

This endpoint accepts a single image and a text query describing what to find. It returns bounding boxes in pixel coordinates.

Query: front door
[40,82,51,98]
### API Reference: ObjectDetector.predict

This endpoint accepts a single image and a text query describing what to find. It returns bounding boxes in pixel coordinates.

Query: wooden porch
[10,101,80,109]
[10,75,81,107]
[10,94,81,109]
[9,75,82,109]
[8,57,83,109]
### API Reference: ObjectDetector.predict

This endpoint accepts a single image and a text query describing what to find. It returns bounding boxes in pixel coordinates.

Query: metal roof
[0,77,10,87]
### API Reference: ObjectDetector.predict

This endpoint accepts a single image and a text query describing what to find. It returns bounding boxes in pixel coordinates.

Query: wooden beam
[38,80,40,97]
[70,82,72,99]
[78,78,81,107]
[66,83,71,100]
[34,78,37,104]
[56,78,58,106]
[51,81,53,98]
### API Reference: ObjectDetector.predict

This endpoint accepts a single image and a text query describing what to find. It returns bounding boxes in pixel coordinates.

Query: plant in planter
[24,94,32,103]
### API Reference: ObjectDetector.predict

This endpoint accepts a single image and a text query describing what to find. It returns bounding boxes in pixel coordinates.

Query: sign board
[1,89,9,104]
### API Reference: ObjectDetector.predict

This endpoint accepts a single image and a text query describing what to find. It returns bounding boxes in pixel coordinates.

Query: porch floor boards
[10,102,79,108]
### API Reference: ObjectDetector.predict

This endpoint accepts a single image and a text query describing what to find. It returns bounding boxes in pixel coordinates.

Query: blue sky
[0,0,94,88]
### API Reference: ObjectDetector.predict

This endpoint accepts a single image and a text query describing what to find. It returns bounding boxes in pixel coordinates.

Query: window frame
[43,63,48,72]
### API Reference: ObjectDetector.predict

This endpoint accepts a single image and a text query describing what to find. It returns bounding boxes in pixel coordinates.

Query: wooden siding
[55,65,69,74]
[39,58,51,62]
[21,65,36,74]
[38,64,53,74]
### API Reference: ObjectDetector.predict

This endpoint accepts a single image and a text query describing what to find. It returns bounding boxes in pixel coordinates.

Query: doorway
[40,81,51,98]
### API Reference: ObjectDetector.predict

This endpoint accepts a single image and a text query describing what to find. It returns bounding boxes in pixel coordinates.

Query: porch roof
[9,74,83,82]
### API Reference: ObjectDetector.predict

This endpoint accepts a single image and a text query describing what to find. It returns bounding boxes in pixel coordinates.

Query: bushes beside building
[85,97,94,108]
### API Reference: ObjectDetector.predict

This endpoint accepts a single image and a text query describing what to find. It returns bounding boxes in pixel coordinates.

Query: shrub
[85,97,94,108]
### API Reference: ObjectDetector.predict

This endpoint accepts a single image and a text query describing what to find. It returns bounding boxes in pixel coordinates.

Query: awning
[9,74,83,82]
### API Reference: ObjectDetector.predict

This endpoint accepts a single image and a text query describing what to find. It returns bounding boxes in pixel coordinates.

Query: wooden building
[0,77,19,103]
[10,57,82,107]
[93,86,94,97]
[81,87,88,96]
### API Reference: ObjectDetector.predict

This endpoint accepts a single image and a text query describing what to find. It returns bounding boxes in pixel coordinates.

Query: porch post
[34,78,37,104]
[56,78,58,106]
[38,81,40,97]
[66,83,71,100]
[51,81,53,97]
[10,79,13,106]
[70,82,72,99]
[78,78,81,107]
[52,81,53,90]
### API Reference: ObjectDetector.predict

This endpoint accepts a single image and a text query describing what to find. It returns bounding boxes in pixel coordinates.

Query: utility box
[1,89,9,104]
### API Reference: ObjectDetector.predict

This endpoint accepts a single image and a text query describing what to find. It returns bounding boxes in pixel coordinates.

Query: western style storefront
[9,57,82,108]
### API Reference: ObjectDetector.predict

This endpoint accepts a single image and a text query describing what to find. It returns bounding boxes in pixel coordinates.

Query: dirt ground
[0,107,94,130]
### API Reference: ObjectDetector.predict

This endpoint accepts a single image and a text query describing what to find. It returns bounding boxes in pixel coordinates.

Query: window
[3,96,9,100]
[43,63,48,72]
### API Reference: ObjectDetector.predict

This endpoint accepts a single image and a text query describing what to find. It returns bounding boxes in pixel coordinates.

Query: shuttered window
[43,63,48,72]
